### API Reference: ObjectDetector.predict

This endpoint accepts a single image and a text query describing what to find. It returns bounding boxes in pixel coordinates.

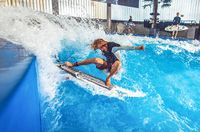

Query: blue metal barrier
[0,40,41,132]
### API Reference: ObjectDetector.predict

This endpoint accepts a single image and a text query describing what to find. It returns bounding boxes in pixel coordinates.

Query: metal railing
[1,0,199,22]
[1,0,53,14]
[0,0,107,19]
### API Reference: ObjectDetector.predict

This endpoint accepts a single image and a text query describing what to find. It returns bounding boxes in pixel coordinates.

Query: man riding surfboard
[63,38,144,87]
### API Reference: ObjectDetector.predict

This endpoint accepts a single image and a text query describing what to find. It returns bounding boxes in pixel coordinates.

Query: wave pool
[0,7,200,132]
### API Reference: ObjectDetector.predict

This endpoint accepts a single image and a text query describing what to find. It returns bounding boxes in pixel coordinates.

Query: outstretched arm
[112,45,144,53]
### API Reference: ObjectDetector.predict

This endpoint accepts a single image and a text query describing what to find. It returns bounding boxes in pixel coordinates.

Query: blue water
[1,7,199,132]
[42,39,200,132]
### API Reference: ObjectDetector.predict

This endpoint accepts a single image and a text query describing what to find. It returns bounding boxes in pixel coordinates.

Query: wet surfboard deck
[57,64,113,90]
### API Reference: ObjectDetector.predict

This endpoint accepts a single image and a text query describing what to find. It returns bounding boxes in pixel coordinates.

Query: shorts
[96,59,119,72]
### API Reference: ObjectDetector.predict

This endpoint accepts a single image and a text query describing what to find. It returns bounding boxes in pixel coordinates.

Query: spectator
[172,12,181,39]
[125,16,135,34]
[128,16,133,23]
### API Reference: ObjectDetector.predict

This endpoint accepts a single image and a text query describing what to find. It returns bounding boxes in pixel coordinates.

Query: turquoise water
[0,7,200,132]
[43,39,200,132]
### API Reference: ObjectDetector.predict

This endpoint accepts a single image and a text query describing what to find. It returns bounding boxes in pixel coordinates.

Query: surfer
[172,12,181,39]
[64,39,144,87]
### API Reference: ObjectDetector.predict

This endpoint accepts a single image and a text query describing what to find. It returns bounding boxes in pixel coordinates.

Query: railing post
[52,0,59,15]
[107,3,111,32]
[150,0,158,36]
[197,21,200,41]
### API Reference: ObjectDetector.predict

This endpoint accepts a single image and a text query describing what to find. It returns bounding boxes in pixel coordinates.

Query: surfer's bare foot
[139,45,144,50]
[105,78,111,87]
[56,64,63,67]
[65,62,73,67]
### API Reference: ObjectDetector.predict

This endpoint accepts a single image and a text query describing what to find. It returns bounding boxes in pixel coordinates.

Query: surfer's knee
[112,61,121,72]
[114,61,121,67]
[93,58,104,64]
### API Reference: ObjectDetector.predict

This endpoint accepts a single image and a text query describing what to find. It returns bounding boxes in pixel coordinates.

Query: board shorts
[96,59,119,72]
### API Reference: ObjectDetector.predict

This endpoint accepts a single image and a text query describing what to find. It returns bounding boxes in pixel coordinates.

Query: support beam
[153,0,158,29]
[52,0,59,15]
[107,3,111,32]
[196,21,200,40]
[149,0,158,36]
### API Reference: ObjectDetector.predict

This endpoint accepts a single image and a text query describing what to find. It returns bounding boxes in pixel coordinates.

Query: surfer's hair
[91,38,106,50]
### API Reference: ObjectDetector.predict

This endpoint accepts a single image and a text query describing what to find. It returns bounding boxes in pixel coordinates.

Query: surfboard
[165,25,188,32]
[57,64,113,90]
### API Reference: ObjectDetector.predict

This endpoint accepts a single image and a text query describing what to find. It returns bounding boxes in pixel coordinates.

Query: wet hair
[91,38,106,50]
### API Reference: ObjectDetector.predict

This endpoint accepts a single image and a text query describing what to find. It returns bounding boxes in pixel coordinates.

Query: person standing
[128,16,133,24]
[172,12,181,39]
[126,16,135,34]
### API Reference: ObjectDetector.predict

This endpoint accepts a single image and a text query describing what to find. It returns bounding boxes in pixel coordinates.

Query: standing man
[128,16,133,24]
[126,16,135,34]
[172,12,181,39]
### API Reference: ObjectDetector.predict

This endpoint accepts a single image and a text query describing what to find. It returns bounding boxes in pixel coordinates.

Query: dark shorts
[96,60,108,70]
[96,59,119,72]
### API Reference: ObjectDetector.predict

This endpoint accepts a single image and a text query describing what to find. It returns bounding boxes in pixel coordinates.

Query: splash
[0,7,106,99]
[66,76,146,100]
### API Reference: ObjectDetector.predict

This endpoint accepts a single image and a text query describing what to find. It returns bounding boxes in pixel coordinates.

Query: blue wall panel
[0,57,41,132]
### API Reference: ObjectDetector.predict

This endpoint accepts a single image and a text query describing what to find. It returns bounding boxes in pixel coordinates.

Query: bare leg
[65,58,105,67]
[105,61,121,87]
[175,31,178,39]
[172,31,175,38]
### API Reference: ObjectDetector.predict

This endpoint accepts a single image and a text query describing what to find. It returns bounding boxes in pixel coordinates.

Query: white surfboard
[57,65,113,90]
[165,25,188,32]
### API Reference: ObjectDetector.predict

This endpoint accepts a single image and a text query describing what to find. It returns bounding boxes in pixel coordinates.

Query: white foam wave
[0,7,65,99]
[0,7,106,99]
[67,76,146,100]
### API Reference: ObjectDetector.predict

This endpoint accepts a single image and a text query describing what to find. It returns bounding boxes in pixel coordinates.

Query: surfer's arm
[112,45,144,53]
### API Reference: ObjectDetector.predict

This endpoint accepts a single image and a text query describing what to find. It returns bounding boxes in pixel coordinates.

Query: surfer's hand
[65,62,73,67]
[105,78,111,87]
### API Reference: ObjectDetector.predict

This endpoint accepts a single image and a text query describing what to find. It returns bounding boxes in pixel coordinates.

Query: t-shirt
[173,16,181,25]
[102,42,120,66]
